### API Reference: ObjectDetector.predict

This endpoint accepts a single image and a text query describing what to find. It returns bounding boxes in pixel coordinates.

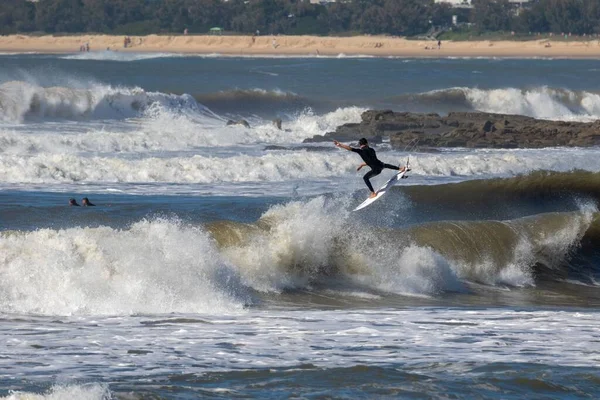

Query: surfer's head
[358,138,368,147]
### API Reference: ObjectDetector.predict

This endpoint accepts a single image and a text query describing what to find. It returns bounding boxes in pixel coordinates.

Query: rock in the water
[302,110,600,149]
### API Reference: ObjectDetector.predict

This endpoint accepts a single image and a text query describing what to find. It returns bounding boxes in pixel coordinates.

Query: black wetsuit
[351,146,399,192]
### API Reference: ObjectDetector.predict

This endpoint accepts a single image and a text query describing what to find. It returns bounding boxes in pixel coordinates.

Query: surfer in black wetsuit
[81,197,96,206]
[334,138,407,198]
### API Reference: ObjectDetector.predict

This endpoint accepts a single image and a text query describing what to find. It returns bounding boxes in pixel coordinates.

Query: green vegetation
[0,0,599,38]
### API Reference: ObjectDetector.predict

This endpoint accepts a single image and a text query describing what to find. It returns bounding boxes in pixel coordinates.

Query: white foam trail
[62,51,186,62]
[1,309,597,384]
[409,148,600,177]
[141,105,365,147]
[0,151,357,184]
[0,147,599,186]
[0,219,249,315]
[1,384,110,400]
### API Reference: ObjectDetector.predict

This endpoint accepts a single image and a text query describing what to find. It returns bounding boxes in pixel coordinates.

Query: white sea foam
[460,86,600,121]
[138,104,364,147]
[277,106,365,141]
[0,80,207,123]
[0,151,357,184]
[0,309,597,389]
[0,147,598,188]
[0,199,593,316]
[1,384,111,400]
[217,198,592,297]
[61,51,186,62]
[0,219,249,315]
[220,197,354,292]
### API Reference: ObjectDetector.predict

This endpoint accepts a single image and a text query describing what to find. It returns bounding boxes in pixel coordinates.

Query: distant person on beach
[69,198,80,206]
[438,40,442,49]
[334,138,408,198]
[81,197,96,206]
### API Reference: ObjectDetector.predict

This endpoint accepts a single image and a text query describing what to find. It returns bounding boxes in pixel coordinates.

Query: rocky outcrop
[303,110,600,149]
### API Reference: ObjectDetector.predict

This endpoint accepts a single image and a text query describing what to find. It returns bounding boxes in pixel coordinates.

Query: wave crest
[0,80,205,123]
[391,86,600,121]
[207,198,596,296]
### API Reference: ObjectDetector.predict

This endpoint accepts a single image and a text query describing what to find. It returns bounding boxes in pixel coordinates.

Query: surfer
[81,197,96,206]
[68,198,80,206]
[334,138,407,198]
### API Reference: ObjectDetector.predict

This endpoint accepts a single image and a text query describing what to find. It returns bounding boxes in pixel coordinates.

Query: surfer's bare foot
[369,192,377,198]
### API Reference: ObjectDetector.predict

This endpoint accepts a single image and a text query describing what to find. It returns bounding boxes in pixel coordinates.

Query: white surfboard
[353,163,410,211]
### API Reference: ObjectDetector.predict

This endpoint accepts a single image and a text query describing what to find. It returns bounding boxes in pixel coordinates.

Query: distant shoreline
[2,34,600,58]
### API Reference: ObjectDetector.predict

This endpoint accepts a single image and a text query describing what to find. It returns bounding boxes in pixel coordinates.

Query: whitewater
[1,54,600,399]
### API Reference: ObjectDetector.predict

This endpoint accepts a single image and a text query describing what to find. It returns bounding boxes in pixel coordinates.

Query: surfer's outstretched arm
[333,140,353,151]
[357,163,367,171]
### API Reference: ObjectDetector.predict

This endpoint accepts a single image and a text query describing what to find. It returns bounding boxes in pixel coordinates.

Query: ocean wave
[0,105,363,155]
[404,170,600,206]
[1,384,111,400]
[61,50,187,62]
[0,80,210,123]
[207,198,597,294]
[1,149,600,185]
[0,151,356,184]
[386,86,600,121]
[193,88,313,115]
[0,218,249,315]
[0,80,361,148]
[1,197,597,315]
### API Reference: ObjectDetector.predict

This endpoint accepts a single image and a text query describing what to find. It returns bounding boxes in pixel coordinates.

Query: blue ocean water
[1,53,600,399]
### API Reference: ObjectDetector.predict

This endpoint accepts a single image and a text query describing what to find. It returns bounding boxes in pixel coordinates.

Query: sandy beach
[1,34,600,58]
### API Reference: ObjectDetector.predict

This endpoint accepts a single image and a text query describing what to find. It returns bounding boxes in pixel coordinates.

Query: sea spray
[0,80,206,123]
[209,198,597,296]
[1,384,112,400]
[392,86,600,121]
[0,218,249,315]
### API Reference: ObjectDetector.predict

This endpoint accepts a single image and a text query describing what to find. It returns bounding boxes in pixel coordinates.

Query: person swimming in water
[69,198,80,206]
[81,197,96,206]
[334,138,407,198]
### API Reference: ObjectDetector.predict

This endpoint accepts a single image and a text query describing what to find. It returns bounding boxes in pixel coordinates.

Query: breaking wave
[0,80,214,123]
[207,197,597,293]
[1,384,111,400]
[1,196,597,316]
[0,149,599,187]
[403,170,600,206]
[388,86,600,121]
[0,218,250,315]
[193,88,323,115]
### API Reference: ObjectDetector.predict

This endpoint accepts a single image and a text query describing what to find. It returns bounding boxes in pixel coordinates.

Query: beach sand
[1,34,600,58]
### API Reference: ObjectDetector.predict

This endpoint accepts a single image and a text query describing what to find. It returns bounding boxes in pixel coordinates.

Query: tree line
[1,0,599,37]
